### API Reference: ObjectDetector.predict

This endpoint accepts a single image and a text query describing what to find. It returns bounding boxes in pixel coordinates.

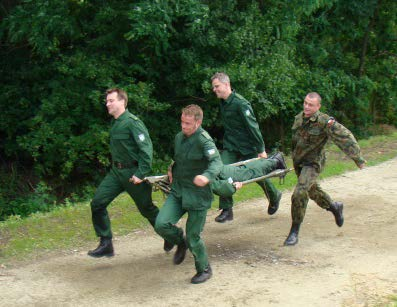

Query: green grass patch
[374,294,397,307]
[1,132,397,264]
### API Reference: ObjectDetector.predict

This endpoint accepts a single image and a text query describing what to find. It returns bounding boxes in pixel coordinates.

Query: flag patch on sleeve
[138,134,145,141]
[208,148,215,155]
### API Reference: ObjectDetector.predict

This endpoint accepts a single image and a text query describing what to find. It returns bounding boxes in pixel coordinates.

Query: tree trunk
[358,0,382,77]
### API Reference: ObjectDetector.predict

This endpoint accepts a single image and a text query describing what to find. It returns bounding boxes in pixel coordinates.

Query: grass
[375,295,397,307]
[1,131,397,265]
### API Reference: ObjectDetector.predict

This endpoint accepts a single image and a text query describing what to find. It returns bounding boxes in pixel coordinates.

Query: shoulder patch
[207,148,216,155]
[201,131,211,140]
[138,133,145,141]
[327,117,336,127]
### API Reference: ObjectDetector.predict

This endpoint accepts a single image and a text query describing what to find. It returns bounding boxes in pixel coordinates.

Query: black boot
[327,201,344,227]
[173,239,188,265]
[163,240,175,252]
[268,191,282,215]
[215,208,233,223]
[270,152,287,170]
[284,223,301,246]
[191,265,212,284]
[88,237,114,258]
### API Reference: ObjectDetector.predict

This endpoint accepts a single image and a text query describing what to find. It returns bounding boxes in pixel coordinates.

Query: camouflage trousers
[291,165,333,224]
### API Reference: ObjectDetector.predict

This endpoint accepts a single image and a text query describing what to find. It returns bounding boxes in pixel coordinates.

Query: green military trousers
[91,167,159,238]
[219,150,280,209]
[230,158,277,182]
[155,194,209,273]
[291,165,333,224]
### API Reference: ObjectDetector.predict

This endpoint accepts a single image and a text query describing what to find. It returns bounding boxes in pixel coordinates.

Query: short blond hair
[181,104,203,121]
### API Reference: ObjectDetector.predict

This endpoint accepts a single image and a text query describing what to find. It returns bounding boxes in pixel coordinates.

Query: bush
[1,182,56,220]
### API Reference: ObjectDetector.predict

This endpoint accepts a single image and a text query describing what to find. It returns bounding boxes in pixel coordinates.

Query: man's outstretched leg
[308,183,344,227]
[284,166,316,246]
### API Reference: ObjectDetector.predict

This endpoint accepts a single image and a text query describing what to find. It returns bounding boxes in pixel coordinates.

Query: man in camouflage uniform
[88,88,170,258]
[211,72,281,223]
[155,105,222,284]
[211,152,287,199]
[285,92,366,246]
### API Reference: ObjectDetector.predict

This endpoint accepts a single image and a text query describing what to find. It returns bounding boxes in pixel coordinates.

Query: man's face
[212,78,231,100]
[303,95,321,117]
[106,92,125,117]
[181,113,201,137]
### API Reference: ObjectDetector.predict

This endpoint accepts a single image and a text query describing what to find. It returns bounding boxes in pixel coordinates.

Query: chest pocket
[308,127,321,136]
[112,133,130,140]
[307,126,324,143]
[187,152,204,160]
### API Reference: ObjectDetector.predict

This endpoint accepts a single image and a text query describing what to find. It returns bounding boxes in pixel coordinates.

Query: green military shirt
[171,127,222,210]
[109,110,153,179]
[291,111,366,171]
[220,91,265,155]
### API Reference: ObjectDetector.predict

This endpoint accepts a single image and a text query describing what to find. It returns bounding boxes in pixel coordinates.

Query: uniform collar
[115,109,130,121]
[301,110,320,122]
[308,111,320,122]
[224,90,236,104]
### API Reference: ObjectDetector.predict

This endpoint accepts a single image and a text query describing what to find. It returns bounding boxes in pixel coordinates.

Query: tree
[0,0,396,219]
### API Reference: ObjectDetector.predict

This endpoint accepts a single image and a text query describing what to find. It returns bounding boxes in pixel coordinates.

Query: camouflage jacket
[291,111,366,171]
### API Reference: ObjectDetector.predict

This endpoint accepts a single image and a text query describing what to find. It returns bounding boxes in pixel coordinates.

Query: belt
[113,161,138,169]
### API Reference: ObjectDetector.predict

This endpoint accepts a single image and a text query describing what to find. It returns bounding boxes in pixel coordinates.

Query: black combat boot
[163,240,175,252]
[173,239,188,265]
[271,152,287,170]
[215,208,233,223]
[88,237,114,258]
[284,223,301,246]
[268,191,282,215]
[326,201,344,227]
[191,265,212,284]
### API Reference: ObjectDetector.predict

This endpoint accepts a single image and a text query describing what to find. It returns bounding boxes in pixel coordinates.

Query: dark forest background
[1,0,396,219]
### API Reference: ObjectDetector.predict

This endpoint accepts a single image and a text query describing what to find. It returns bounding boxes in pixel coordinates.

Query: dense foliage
[0,0,396,219]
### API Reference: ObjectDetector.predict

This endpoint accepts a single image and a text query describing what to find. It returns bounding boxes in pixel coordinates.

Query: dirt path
[1,158,397,306]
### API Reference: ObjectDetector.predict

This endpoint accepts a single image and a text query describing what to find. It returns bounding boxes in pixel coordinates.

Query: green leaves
[0,0,396,219]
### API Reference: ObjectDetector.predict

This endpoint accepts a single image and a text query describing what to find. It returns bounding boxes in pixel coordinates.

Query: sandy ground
[0,157,396,307]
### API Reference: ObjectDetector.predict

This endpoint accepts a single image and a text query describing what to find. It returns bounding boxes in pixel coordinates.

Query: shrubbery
[0,0,396,220]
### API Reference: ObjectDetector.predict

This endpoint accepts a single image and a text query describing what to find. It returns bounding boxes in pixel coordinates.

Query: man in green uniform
[155,104,222,284]
[211,72,281,222]
[88,88,169,258]
[211,152,287,199]
[285,92,366,246]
